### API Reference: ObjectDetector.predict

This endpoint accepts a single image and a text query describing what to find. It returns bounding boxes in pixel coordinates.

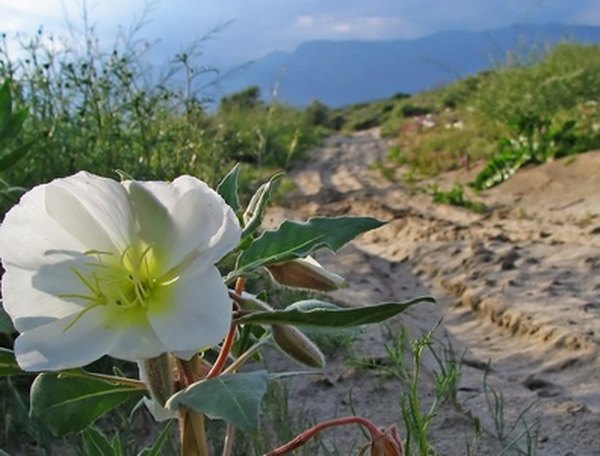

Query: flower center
[61,244,177,330]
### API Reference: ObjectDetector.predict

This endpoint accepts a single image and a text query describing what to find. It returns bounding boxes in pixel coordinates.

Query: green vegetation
[431,184,486,213]
[0,28,322,211]
[331,43,600,188]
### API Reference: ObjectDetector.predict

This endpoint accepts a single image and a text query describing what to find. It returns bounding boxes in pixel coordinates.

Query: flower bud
[138,354,177,421]
[369,426,404,456]
[271,324,326,368]
[229,290,273,311]
[266,256,347,291]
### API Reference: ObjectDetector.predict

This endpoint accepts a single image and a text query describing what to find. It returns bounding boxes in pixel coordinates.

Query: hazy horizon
[1,0,600,69]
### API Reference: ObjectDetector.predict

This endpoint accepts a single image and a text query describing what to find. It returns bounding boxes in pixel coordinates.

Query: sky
[1,0,600,69]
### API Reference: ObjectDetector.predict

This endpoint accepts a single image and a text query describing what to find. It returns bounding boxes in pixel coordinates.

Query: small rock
[500,249,520,270]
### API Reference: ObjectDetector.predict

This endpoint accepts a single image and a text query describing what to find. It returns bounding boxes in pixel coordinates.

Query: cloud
[295,15,316,28]
[290,13,421,40]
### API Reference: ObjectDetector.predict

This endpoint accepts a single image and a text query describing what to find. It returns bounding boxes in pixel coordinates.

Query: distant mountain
[218,23,600,107]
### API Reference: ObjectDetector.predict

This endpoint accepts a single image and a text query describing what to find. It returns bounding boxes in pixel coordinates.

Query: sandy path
[264,129,600,455]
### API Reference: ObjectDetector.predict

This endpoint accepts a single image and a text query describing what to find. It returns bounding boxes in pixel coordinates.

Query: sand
[263,129,600,455]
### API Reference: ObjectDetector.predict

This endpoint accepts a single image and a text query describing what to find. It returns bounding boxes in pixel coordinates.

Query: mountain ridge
[219,23,600,107]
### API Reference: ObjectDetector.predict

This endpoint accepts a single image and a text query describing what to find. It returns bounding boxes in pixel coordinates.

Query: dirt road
[265,129,600,455]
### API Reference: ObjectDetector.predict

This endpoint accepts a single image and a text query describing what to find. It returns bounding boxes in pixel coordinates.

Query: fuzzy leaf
[235,297,435,328]
[242,172,283,238]
[216,163,241,212]
[238,216,384,272]
[30,373,145,436]
[166,370,268,434]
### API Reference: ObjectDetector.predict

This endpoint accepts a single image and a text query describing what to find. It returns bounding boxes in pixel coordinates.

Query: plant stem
[221,422,235,456]
[178,277,246,455]
[206,277,245,378]
[179,407,209,456]
[265,416,382,456]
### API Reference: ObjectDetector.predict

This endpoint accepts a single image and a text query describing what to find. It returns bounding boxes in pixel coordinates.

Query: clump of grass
[431,183,486,213]
[348,323,463,455]
[482,369,539,455]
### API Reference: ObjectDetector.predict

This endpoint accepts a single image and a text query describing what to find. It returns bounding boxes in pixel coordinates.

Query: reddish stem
[206,277,246,378]
[265,416,383,456]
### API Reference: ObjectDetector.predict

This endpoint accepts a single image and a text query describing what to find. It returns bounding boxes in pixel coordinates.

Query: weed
[483,368,539,455]
[431,183,486,213]
[351,323,463,455]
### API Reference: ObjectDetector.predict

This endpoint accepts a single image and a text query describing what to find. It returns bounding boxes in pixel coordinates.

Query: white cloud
[289,13,421,41]
[332,22,352,34]
[295,15,316,28]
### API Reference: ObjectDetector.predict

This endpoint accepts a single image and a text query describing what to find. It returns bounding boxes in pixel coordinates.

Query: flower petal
[128,176,240,270]
[104,316,168,361]
[170,186,240,264]
[147,265,231,352]
[0,184,85,270]
[126,181,175,258]
[14,305,167,371]
[45,172,134,253]
[14,307,118,371]
[2,261,89,332]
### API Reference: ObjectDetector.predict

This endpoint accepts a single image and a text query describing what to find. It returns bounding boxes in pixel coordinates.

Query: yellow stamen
[58,245,171,331]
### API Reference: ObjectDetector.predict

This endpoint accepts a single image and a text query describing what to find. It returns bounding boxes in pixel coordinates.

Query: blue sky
[1,0,599,68]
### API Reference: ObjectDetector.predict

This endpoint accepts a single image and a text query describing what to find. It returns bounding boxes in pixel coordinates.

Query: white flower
[0,171,241,371]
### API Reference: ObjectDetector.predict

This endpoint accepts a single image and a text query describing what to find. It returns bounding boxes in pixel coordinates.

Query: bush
[400,104,432,118]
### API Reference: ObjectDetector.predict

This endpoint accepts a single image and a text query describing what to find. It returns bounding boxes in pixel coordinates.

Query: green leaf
[241,172,283,238]
[470,149,530,190]
[30,373,145,436]
[0,80,12,128]
[166,370,268,434]
[235,297,435,328]
[137,421,174,456]
[80,427,115,456]
[0,305,14,334]
[0,108,27,144]
[216,163,241,212]
[0,140,32,171]
[238,216,385,272]
[0,348,22,376]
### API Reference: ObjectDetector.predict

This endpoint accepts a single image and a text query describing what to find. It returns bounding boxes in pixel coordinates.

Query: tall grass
[0,23,321,200]
[475,43,600,124]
